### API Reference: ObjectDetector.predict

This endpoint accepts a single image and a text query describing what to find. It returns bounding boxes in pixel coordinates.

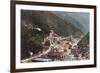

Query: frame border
[10,0,97,73]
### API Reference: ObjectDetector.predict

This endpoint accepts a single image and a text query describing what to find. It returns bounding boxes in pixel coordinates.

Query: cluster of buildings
[42,30,82,61]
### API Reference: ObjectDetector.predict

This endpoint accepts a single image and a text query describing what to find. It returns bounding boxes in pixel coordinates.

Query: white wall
[0,0,100,73]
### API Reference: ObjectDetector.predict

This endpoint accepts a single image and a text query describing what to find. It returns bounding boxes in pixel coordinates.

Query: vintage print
[21,10,90,63]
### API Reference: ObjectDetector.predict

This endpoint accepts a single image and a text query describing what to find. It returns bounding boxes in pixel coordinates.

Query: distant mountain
[52,12,89,34]
[78,32,89,48]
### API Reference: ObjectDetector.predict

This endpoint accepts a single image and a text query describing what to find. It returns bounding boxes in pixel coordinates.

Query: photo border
[10,0,97,73]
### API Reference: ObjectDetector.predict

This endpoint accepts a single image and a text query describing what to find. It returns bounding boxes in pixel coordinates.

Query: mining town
[21,30,89,63]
